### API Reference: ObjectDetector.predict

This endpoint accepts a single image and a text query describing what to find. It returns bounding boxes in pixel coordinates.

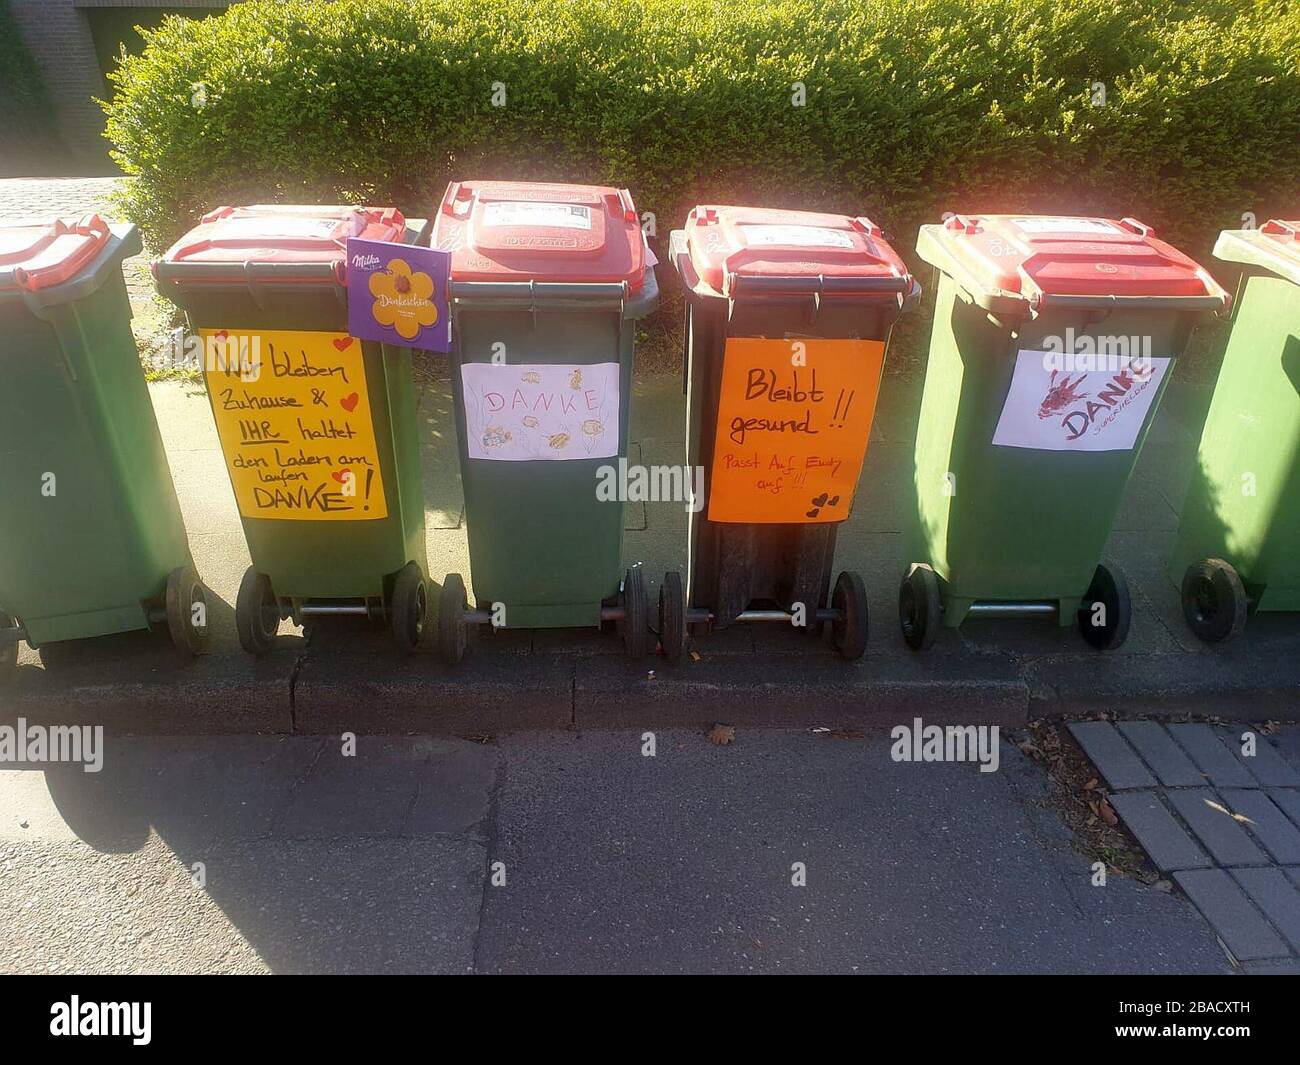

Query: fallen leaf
[1083,777,1100,791]
[1206,798,1253,824]
[707,723,735,746]
[1099,799,1119,827]
[690,650,702,662]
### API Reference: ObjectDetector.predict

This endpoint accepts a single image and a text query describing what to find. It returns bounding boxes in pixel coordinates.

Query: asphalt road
[0,728,1233,974]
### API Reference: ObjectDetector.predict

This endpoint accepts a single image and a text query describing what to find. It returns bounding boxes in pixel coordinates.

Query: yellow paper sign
[200,328,388,521]
[708,337,885,523]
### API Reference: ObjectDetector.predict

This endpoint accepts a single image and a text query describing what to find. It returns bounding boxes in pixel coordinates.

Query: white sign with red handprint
[991,349,1171,451]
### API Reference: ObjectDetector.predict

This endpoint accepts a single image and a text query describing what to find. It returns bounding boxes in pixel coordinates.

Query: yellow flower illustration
[369,258,437,340]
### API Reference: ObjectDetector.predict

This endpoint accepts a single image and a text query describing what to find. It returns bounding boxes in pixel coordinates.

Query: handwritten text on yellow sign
[201,328,388,521]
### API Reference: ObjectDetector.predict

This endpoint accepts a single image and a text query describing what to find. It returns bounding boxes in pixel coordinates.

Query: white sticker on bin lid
[741,224,855,249]
[1010,217,1122,234]
[209,217,344,239]
[481,201,593,230]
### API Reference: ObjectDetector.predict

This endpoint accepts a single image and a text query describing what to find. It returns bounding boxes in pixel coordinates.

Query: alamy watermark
[890,717,1000,773]
[596,459,704,513]
[0,718,103,773]
[1039,329,1155,375]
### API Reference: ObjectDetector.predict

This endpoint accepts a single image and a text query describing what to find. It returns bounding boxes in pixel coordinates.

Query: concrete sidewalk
[0,730,1240,974]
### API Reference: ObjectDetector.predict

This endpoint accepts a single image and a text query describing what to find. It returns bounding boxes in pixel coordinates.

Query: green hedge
[105,0,1300,265]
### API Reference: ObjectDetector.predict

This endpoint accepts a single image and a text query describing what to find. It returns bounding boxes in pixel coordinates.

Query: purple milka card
[346,237,451,352]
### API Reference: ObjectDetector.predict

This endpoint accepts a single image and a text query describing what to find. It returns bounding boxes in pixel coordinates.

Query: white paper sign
[991,350,1171,452]
[742,224,854,248]
[1010,217,1121,235]
[461,362,620,461]
[481,202,592,230]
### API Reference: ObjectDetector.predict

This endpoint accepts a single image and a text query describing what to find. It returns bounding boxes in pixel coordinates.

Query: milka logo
[350,252,382,271]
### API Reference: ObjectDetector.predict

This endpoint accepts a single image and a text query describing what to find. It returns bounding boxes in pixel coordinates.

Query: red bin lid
[431,181,647,291]
[682,205,912,297]
[929,214,1226,304]
[156,204,406,282]
[0,214,111,292]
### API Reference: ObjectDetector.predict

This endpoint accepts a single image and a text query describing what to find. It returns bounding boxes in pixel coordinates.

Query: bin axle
[964,601,1059,618]
[686,606,840,626]
[298,603,373,617]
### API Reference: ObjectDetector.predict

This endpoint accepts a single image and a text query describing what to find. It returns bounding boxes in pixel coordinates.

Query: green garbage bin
[901,213,1229,650]
[427,180,658,663]
[1171,219,1300,642]
[153,205,429,655]
[665,205,919,661]
[0,214,207,675]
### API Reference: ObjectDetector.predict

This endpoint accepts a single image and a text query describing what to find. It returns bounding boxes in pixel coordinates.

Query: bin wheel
[438,573,470,665]
[236,567,280,657]
[0,611,18,680]
[1181,558,1247,644]
[165,564,210,657]
[1077,562,1131,650]
[659,570,686,662]
[899,563,941,651]
[830,570,869,660]
[619,567,650,657]
[389,562,427,654]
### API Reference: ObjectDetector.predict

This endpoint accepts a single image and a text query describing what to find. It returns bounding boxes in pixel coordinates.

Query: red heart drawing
[214,330,229,342]
[332,336,355,351]
[332,468,352,484]
[340,392,359,412]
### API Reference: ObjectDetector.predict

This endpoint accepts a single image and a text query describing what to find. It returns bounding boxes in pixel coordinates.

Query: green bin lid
[0,215,112,292]
[1213,220,1300,286]
[917,214,1229,316]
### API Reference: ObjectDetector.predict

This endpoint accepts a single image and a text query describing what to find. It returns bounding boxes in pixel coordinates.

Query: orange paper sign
[707,337,885,523]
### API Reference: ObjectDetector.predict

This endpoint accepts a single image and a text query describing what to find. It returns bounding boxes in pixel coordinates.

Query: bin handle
[943,213,983,235]
[727,273,911,297]
[13,214,111,292]
[1261,219,1298,238]
[447,279,628,315]
[152,259,340,285]
[1118,217,1155,237]
[1028,291,1231,314]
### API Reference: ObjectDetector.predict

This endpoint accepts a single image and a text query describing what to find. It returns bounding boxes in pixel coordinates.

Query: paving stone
[1167,724,1258,788]
[1109,792,1211,872]
[1173,869,1289,962]
[1287,867,1300,892]
[1229,867,1300,953]
[1220,790,1300,864]
[1116,721,1204,787]
[1166,789,1270,867]
[1068,721,1156,791]
[1264,788,1300,831]
[1236,735,1300,787]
